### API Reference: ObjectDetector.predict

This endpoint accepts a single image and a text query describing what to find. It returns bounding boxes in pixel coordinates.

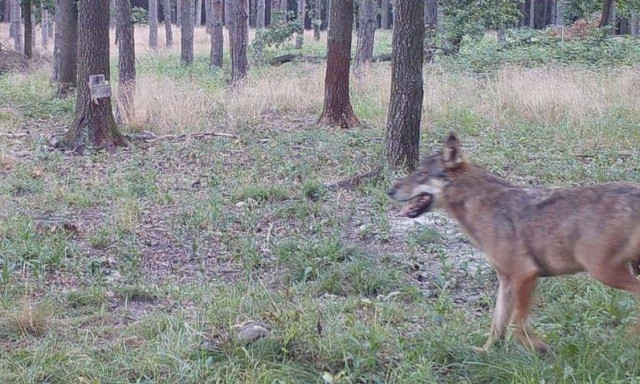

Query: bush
[440,27,640,73]
[131,6,149,25]
[250,10,303,64]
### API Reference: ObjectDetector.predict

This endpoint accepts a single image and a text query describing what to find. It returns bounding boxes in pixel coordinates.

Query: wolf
[388,134,640,352]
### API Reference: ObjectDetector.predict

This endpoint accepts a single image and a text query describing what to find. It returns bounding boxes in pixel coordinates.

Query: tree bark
[226,0,235,59]
[52,3,60,79]
[385,0,424,171]
[195,0,201,25]
[205,0,213,33]
[116,0,136,124]
[295,0,305,48]
[317,0,360,128]
[149,0,158,49]
[632,13,638,38]
[41,8,49,49]
[270,0,277,22]
[181,0,194,64]
[176,0,182,26]
[424,0,437,60]
[48,8,54,38]
[354,0,375,72]
[599,0,614,28]
[231,0,248,82]
[3,0,9,24]
[280,0,286,11]
[192,0,197,25]
[210,0,223,67]
[64,0,126,150]
[256,0,265,28]
[381,0,389,29]
[163,0,173,46]
[11,0,21,52]
[54,0,78,96]
[23,1,32,58]
[529,0,535,28]
[312,0,321,39]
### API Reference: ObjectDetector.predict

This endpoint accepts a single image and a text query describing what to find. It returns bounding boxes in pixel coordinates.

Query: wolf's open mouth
[400,193,433,218]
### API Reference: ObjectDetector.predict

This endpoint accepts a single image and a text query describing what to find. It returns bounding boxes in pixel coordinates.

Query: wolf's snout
[387,188,396,197]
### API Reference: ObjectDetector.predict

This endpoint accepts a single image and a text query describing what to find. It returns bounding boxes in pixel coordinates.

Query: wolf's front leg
[476,273,514,352]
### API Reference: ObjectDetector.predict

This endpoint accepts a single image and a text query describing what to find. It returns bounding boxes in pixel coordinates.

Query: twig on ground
[142,131,237,143]
[324,167,383,191]
[0,133,29,139]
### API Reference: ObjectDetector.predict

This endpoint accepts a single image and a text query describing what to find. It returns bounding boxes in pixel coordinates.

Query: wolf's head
[387,134,465,218]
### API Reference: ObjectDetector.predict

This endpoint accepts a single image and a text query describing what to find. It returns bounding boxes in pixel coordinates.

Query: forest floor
[2,25,640,383]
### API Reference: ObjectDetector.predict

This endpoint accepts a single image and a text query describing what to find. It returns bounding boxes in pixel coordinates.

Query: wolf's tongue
[400,195,432,217]
[400,205,416,217]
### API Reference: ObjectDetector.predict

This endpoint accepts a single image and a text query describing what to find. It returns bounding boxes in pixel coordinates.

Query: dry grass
[0,300,53,339]
[2,22,639,142]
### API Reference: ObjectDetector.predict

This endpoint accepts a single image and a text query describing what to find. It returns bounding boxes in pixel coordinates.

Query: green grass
[2,26,640,383]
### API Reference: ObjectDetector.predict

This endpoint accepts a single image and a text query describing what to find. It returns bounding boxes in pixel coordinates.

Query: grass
[2,22,640,383]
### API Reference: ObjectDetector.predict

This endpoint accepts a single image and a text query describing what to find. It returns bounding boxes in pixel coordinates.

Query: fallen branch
[143,131,237,143]
[269,53,299,66]
[0,132,29,139]
[324,167,383,191]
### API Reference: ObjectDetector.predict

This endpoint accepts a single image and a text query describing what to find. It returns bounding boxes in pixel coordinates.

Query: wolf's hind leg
[589,260,640,333]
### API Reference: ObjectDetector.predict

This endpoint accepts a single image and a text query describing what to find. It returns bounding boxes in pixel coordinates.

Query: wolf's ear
[442,133,464,168]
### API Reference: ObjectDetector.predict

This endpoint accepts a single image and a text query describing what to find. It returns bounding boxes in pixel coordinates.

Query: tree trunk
[192,0,197,26]
[23,1,32,58]
[64,0,126,150]
[381,0,389,29]
[116,0,136,124]
[529,0,535,28]
[48,9,54,38]
[176,0,182,26]
[317,0,360,128]
[54,0,78,96]
[210,0,223,67]
[3,0,9,24]
[231,0,248,81]
[163,0,173,46]
[542,0,549,26]
[52,3,60,79]
[181,0,194,64]
[149,0,158,49]
[280,0,286,11]
[385,0,424,171]
[424,0,436,28]
[599,0,614,28]
[312,0,320,39]
[424,0,437,60]
[354,0,375,72]
[226,0,235,59]
[632,13,638,38]
[205,0,213,33]
[256,0,265,28]
[110,0,116,27]
[11,0,22,52]
[195,0,201,25]
[295,0,305,48]
[42,8,49,49]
